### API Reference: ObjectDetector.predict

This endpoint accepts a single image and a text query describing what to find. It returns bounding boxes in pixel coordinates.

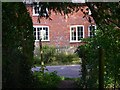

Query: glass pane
[74,27,76,40]
[89,26,92,30]
[43,36,46,40]
[46,36,48,40]
[39,27,42,30]
[34,28,36,40]
[35,7,39,14]
[43,27,46,30]
[78,37,81,40]
[78,27,80,40]
[74,36,76,40]
[46,29,48,35]
[46,27,48,30]
[71,28,74,32]
[71,28,73,40]
[89,26,95,37]
[71,27,76,41]
[72,37,74,40]
[90,32,92,37]
[37,31,40,40]
[78,26,83,39]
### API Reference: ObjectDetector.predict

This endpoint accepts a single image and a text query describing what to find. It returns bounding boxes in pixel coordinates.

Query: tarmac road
[32,65,81,78]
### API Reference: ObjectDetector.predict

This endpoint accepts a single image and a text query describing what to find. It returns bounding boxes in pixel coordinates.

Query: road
[32,65,81,78]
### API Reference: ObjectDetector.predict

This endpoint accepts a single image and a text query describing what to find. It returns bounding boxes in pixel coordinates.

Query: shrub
[55,53,80,64]
[33,71,61,88]
[34,46,80,65]
[34,46,56,64]
[2,3,34,88]
[76,25,120,88]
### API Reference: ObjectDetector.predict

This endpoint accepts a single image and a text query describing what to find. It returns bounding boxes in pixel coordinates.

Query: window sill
[70,40,82,43]
[35,40,50,42]
[33,14,39,16]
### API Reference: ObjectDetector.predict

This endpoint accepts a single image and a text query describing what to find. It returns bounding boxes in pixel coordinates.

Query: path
[57,80,77,89]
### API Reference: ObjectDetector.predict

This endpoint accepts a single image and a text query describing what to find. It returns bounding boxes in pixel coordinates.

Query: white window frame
[33,25,50,41]
[70,25,84,42]
[88,25,96,37]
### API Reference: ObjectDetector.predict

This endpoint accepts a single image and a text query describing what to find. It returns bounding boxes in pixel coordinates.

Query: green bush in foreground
[33,71,61,88]
[2,3,34,88]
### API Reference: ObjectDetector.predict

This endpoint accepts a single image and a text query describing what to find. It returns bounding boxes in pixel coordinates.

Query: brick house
[26,3,96,53]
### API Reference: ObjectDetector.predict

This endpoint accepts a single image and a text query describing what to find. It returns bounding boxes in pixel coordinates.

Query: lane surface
[32,65,81,78]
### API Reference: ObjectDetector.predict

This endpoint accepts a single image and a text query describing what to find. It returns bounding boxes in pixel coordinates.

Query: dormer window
[33,5,49,17]
[33,6,40,16]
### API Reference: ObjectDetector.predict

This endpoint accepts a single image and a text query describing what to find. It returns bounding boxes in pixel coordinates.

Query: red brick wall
[26,5,95,48]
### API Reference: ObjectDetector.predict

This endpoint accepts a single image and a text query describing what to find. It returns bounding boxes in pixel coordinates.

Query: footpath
[57,80,77,89]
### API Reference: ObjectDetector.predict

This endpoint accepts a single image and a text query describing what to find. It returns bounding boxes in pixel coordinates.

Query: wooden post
[80,47,87,88]
[81,57,87,88]
[39,38,44,73]
[98,47,104,90]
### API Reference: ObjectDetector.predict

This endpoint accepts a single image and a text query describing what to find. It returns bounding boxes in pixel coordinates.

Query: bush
[34,46,56,64]
[33,71,61,88]
[55,53,80,64]
[34,46,80,65]
[76,25,120,88]
[2,3,35,88]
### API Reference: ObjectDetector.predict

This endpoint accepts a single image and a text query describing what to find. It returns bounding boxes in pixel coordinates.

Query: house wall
[26,5,95,53]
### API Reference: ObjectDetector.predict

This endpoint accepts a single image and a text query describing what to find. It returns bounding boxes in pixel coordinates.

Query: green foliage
[76,24,120,88]
[42,46,56,63]
[74,2,120,88]
[32,71,61,88]
[34,46,80,65]
[86,3,120,29]
[55,53,80,64]
[2,2,34,88]
[34,46,56,64]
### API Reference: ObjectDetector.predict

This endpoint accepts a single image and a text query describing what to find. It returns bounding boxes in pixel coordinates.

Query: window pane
[37,28,40,40]
[78,26,83,40]
[73,27,76,40]
[34,27,36,40]
[46,27,48,30]
[46,36,48,40]
[43,27,46,30]
[43,32,46,40]
[89,25,95,37]
[39,27,42,30]
[43,36,45,40]
[71,27,76,41]
[74,32,76,40]
[35,7,39,14]
[73,37,76,40]
[41,28,48,40]
[46,28,48,35]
